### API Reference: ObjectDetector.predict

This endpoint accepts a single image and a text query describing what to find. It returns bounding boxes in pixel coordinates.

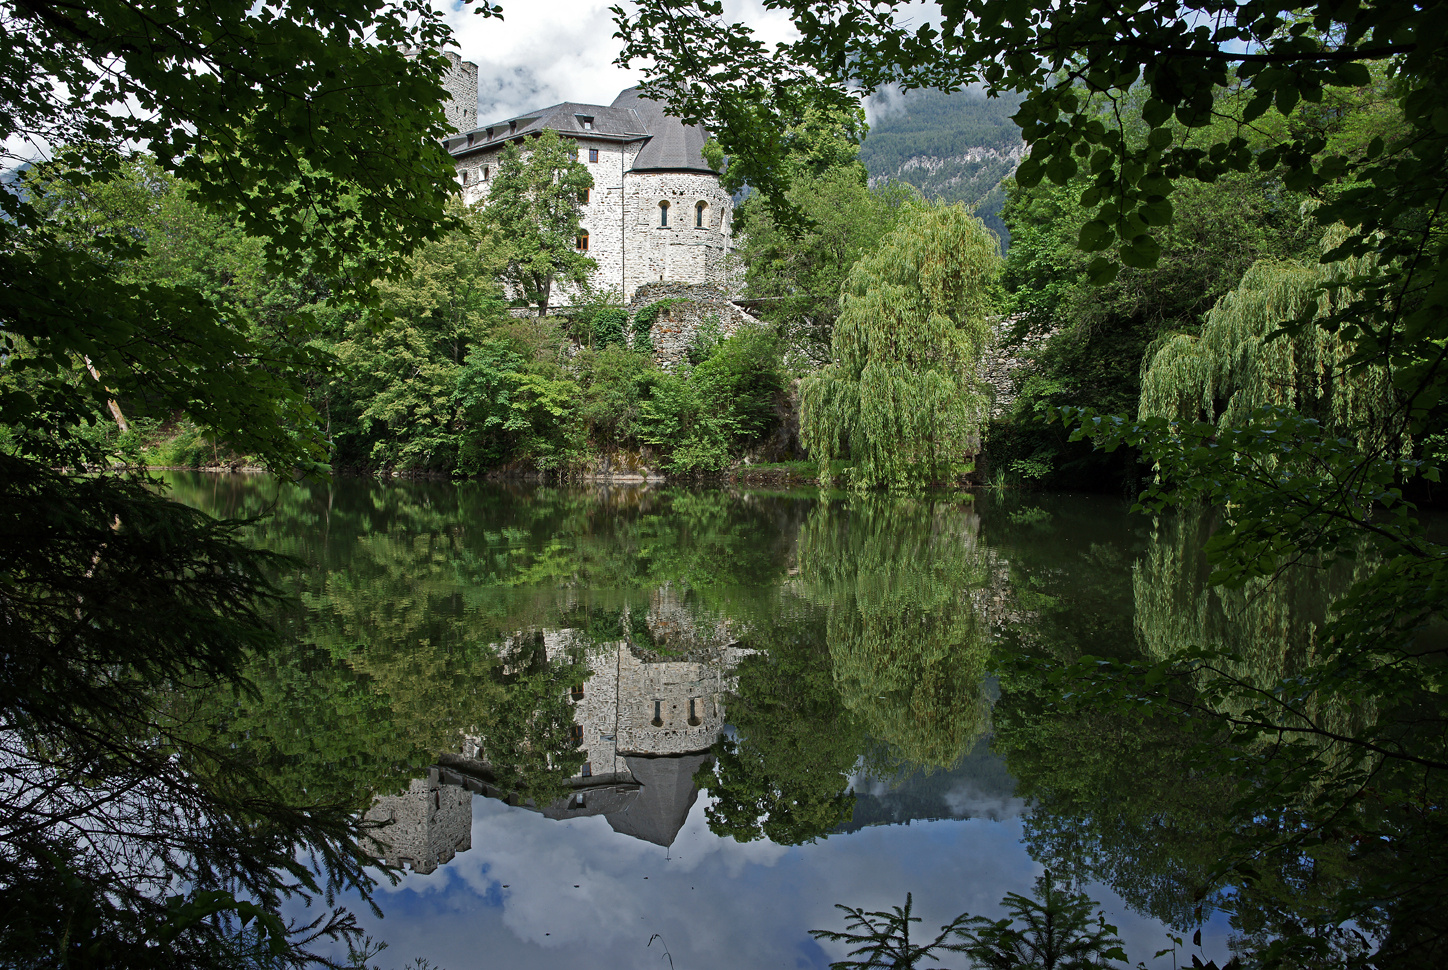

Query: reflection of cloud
[941,783,1026,821]
[310,794,1233,970]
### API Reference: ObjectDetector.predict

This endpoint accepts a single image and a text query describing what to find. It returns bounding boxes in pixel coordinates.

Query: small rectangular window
[577,115,594,130]
[589,148,599,163]
[483,166,489,180]
[570,724,584,744]
[577,233,589,251]
[461,170,469,185]
[579,188,589,204]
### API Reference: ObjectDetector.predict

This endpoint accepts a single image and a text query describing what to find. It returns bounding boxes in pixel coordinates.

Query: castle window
[579,188,590,204]
[466,133,474,148]
[483,166,489,180]
[461,170,469,185]
[659,201,669,228]
[570,724,584,745]
[580,763,592,778]
[652,700,663,727]
[571,684,585,700]
[688,698,701,726]
[508,121,516,134]
[486,127,494,139]
[695,201,707,228]
[589,148,599,163]
[577,115,594,130]
[577,232,589,251]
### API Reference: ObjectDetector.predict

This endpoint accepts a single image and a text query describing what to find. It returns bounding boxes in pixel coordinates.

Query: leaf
[1078,220,1115,252]
[1086,257,1119,285]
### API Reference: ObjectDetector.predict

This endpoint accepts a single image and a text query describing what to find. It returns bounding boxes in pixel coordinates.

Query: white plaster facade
[442,75,735,303]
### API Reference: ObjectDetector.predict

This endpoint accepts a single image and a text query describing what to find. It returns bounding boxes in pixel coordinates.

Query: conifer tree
[800,204,1000,490]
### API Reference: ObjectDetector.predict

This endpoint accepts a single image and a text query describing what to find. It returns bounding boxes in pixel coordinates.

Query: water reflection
[165,476,1362,967]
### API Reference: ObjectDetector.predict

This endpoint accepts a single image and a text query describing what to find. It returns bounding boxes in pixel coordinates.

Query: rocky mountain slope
[859,88,1025,250]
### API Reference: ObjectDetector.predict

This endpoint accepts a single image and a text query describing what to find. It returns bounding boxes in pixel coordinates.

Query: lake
[165,473,1297,969]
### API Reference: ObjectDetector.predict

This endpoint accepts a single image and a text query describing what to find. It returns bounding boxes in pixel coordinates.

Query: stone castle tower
[434,58,735,304]
[437,51,479,134]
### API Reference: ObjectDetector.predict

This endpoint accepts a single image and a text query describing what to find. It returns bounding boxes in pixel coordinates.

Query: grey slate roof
[604,753,710,847]
[449,88,716,176]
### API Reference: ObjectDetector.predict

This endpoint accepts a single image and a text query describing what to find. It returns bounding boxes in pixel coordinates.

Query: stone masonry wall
[629,282,760,371]
[978,314,1053,419]
[454,143,734,304]
[438,52,478,134]
[362,773,472,875]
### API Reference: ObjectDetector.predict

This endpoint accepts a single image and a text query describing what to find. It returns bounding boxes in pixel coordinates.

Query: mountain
[859,88,1025,250]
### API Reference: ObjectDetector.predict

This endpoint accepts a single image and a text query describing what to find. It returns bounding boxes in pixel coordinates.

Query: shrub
[593,307,628,349]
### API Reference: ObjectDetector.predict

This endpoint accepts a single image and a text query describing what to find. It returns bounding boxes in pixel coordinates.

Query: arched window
[659,201,669,227]
[652,700,664,726]
[577,232,589,252]
[695,201,707,228]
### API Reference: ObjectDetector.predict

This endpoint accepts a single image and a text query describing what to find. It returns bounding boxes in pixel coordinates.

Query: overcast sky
[438,0,806,125]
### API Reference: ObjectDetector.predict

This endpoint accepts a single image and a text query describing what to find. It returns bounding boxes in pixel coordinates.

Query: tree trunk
[82,356,130,433]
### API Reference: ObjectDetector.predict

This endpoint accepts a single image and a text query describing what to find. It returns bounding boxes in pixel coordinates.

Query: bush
[593,307,627,349]
[692,325,784,444]
[575,344,662,449]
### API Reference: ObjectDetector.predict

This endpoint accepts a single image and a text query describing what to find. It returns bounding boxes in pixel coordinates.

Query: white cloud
[438,0,803,124]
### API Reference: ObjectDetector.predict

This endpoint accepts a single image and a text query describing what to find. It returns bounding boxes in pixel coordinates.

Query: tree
[1,0,487,962]
[737,166,916,363]
[481,128,596,317]
[800,203,999,490]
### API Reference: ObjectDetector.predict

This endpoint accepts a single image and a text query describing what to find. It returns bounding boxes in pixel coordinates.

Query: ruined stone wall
[362,773,472,875]
[628,282,760,371]
[978,314,1052,419]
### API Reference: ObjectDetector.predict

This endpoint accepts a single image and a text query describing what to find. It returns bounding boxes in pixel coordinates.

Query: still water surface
[165,474,1275,969]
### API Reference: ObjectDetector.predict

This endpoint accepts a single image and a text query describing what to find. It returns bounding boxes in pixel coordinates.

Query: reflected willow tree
[798,496,995,770]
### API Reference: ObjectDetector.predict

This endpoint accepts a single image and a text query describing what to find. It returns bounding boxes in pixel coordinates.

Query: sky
[437,0,806,125]
[300,793,1237,970]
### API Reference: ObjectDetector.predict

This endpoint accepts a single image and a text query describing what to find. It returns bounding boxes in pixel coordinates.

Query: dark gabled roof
[609,88,715,174]
[448,89,717,176]
[604,754,710,847]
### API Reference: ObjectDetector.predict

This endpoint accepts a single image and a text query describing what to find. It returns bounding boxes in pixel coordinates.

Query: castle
[435,52,735,304]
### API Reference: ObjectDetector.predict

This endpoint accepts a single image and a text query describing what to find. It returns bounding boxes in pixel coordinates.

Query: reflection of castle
[471,593,746,847]
[362,770,472,874]
[361,590,743,870]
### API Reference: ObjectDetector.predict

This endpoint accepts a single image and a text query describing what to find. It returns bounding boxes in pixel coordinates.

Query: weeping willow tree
[796,496,995,769]
[800,204,1001,490]
[1138,235,1397,448]
[1134,512,1378,757]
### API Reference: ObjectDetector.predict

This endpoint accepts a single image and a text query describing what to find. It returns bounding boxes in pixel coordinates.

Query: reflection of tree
[698,608,865,844]
[171,475,804,813]
[1134,512,1376,742]
[798,497,993,770]
[992,501,1378,956]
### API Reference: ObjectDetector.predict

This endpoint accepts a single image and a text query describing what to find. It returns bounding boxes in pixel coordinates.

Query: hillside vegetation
[858,88,1024,246]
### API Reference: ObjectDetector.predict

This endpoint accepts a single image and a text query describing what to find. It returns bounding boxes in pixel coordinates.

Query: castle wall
[362,773,472,875]
[438,52,478,134]
[628,282,760,371]
[453,143,733,304]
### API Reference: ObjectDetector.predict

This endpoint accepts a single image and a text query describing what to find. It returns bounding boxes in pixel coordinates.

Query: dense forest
[857,88,1025,245]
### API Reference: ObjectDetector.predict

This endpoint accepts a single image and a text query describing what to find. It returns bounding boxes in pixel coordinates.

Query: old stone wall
[455,144,734,304]
[362,773,472,875]
[438,53,478,134]
[628,282,760,371]
[978,315,1052,419]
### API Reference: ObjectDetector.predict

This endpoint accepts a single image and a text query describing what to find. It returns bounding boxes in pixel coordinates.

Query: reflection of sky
[308,796,1234,970]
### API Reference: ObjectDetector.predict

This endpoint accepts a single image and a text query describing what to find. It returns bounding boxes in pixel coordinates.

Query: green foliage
[0,459,380,967]
[697,610,864,845]
[737,166,917,362]
[810,876,1127,970]
[592,307,629,349]
[630,299,687,353]
[481,128,596,316]
[801,204,999,490]
[1138,248,1396,451]
[797,496,993,769]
